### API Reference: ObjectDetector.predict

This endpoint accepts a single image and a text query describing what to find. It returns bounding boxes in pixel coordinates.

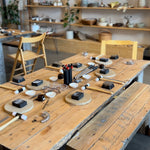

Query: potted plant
[63,0,80,39]
[1,0,20,29]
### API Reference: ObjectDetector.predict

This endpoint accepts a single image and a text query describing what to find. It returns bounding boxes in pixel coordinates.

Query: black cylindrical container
[64,67,69,85]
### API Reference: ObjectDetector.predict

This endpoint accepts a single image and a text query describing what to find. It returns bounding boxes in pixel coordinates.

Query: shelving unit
[26,0,67,30]
[28,20,64,25]
[72,23,150,31]
[26,0,150,59]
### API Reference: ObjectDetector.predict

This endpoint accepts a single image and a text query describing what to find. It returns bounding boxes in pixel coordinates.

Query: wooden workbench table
[0,53,150,150]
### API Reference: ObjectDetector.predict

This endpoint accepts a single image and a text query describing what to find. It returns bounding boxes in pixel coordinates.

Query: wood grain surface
[67,82,150,150]
[0,53,150,150]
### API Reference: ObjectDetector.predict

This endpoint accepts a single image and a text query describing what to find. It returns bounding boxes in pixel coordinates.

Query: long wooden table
[0,29,35,84]
[0,53,150,150]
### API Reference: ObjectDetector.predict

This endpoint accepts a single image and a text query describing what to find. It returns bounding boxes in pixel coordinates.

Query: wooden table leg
[0,42,6,84]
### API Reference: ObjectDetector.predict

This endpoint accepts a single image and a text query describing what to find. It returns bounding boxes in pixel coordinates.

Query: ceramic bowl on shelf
[81,18,97,26]
[97,22,108,27]
[127,24,134,28]
[136,23,145,28]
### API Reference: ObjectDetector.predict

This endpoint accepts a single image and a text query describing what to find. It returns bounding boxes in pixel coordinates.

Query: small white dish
[82,74,91,79]
[69,83,78,88]
[88,62,95,66]
[25,90,36,96]
[49,76,58,82]
[46,92,56,98]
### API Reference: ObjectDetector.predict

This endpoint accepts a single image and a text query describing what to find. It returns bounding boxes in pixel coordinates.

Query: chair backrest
[100,40,138,60]
[18,33,46,50]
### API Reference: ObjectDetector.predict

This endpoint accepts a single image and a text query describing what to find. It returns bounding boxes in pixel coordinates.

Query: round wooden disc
[95,69,116,78]
[65,91,92,105]
[26,80,50,90]
[73,64,87,72]
[4,99,34,114]
[95,59,112,66]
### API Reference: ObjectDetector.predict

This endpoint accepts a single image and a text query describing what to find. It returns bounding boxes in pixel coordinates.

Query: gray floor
[3,46,150,150]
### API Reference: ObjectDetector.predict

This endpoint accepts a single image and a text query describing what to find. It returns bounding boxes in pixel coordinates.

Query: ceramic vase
[138,0,146,7]
[81,0,88,7]
[66,30,74,39]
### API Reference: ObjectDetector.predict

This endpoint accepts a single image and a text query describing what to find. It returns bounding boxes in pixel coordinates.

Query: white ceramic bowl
[137,23,145,28]
[25,90,36,96]
[98,22,108,27]
[69,83,78,88]
[82,74,91,79]
[127,24,134,28]
[87,62,95,66]
[46,92,56,98]
[49,76,58,82]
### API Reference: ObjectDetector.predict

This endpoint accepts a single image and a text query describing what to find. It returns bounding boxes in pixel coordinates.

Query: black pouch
[12,76,25,83]
[100,68,109,74]
[102,81,114,90]
[36,94,45,101]
[52,62,61,67]
[71,91,84,100]
[110,55,119,59]
[32,79,43,86]
[99,58,109,62]
[12,99,27,108]
[72,63,82,68]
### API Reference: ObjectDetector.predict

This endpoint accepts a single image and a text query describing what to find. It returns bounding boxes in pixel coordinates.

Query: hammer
[0,112,27,131]
[81,83,113,95]
[46,66,63,73]
[95,74,125,85]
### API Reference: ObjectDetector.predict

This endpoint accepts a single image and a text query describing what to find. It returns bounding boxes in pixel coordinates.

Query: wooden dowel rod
[101,78,124,85]
[0,85,17,91]
[46,65,61,70]
[87,87,113,95]
[0,116,19,131]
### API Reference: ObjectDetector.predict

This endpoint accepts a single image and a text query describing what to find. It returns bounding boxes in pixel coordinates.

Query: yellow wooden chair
[100,40,138,60]
[8,33,48,81]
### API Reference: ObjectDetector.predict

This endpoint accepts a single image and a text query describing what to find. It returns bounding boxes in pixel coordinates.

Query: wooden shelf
[28,20,64,25]
[72,23,150,31]
[71,6,150,10]
[26,4,66,8]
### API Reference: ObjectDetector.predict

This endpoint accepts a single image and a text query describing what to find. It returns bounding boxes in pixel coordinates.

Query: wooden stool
[8,33,48,81]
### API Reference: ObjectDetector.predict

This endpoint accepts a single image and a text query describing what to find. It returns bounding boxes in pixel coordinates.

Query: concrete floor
[3,46,150,150]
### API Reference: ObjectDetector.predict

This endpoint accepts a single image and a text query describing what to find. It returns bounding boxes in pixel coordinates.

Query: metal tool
[0,112,27,131]
[81,83,113,95]
[0,116,9,124]
[40,111,50,123]
[10,81,25,87]
[74,65,98,82]
[95,74,125,85]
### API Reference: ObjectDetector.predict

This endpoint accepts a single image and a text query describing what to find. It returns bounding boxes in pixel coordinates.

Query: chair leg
[19,49,27,75]
[10,51,20,81]
[41,44,48,67]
